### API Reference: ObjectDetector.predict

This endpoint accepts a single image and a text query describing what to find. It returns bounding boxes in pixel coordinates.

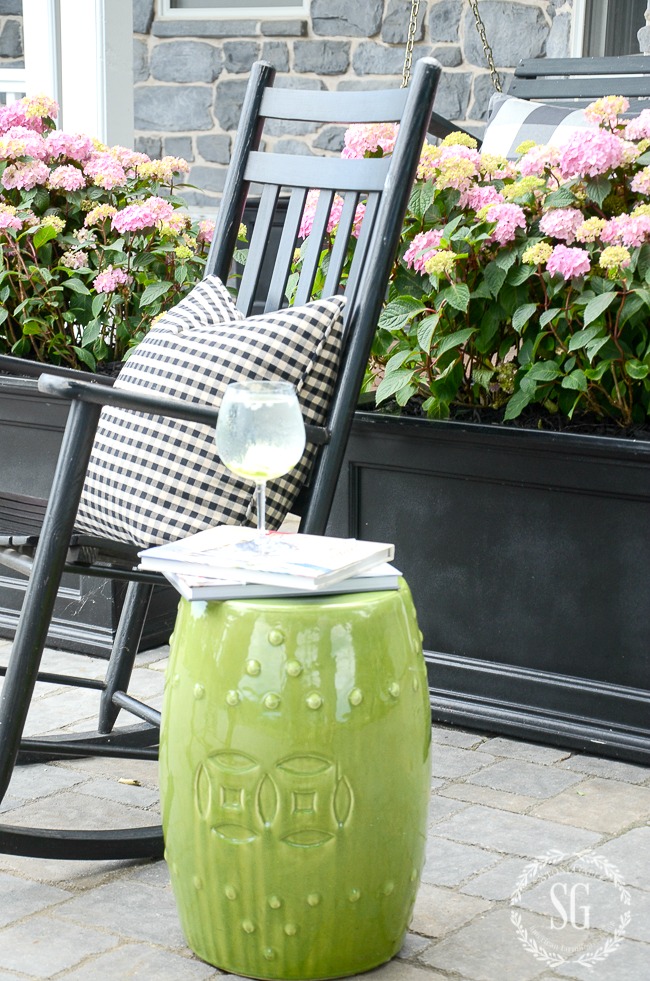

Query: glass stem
[256,481,266,535]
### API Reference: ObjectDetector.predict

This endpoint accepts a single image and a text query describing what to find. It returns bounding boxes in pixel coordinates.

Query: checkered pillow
[158,274,239,331]
[481,93,598,161]
[75,282,346,547]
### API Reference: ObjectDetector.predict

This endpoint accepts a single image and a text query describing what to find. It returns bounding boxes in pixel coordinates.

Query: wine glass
[215,380,306,536]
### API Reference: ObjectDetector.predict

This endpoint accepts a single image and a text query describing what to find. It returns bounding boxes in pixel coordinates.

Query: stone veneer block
[150,41,223,83]
[462,2,548,67]
[382,0,426,44]
[0,18,21,57]
[135,85,213,132]
[353,41,408,75]
[313,125,346,152]
[261,41,290,72]
[260,20,307,37]
[434,71,472,120]
[311,0,383,38]
[135,136,162,159]
[429,0,463,43]
[183,164,226,197]
[547,11,572,58]
[165,136,194,162]
[213,78,250,131]
[196,134,230,164]
[133,38,148,83]
[469,71,502,120]
[133,0,154,35]
[152,19,257,38]
[222,40,261,74]
[294,40,350,74]
[431,44,462,68]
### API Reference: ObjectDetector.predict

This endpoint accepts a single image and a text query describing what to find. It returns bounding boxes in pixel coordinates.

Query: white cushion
[75,277,346,547]
[481,93,598,160]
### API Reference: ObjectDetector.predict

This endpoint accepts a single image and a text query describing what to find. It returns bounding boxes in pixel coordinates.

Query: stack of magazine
[139,526,399,601]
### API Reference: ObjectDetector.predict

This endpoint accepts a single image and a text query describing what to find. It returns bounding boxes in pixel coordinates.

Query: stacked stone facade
[0,1,576,207]
[133,0,575,207]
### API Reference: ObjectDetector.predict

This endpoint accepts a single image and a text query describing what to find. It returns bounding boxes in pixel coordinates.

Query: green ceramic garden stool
[159,579,431,980]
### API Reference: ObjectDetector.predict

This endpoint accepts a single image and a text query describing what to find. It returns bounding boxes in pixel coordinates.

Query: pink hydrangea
[0,204,21,231]
[601,213,650,248]
[0,96,57,135]
[558,130,626,179]
[109,146,150,175]
[111,196,176,234]
[539,207,585,245]
[341,123,398,160]
[298,190,347,239]
[403,229,444,273]
[0,126,48,161]
[485,203,527,245]
[584,96,629,128]
[197,219,215,245]
[83,152,127,190]
[546,244,591,280]
[459,184,504,211]
[2,159,49,190]
[93,265,132,293]
[625,109,650,142]
[518,143,561,178]
[630,167,650,195]
[45,131,94,163]
[48,164,86,191]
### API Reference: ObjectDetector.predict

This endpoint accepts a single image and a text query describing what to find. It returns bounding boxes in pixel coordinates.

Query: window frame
[159,0,308,19]
[572,0,647,57]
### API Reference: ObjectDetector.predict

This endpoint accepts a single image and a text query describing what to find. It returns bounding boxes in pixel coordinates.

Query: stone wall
[134,0,574,207]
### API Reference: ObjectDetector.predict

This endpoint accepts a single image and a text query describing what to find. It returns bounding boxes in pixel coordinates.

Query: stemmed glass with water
[215,380,306,537]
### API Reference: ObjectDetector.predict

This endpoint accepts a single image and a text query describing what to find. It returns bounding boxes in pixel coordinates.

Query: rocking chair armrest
[428,110,481,146]
[37,373,330,445]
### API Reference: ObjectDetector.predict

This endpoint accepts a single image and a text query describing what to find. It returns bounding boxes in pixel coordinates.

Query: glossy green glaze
[160,580,430,980]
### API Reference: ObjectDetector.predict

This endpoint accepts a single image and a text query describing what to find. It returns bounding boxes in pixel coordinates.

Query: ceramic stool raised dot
[160,580,430,981]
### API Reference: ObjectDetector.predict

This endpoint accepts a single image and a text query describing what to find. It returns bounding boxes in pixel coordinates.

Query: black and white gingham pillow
[158,274,239,332]
[481,93,597,160]
[75,287,346,547]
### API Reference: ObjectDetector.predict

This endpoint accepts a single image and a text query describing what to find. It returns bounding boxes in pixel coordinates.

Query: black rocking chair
[0,57,441,860]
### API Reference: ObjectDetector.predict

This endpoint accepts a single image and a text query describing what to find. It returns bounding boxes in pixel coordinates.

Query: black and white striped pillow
[75,281,346,547]
[481,93,597,161]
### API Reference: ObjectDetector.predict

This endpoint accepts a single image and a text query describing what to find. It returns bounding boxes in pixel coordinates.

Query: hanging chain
[402,0,502,93]
[466,0,502,92]
[401,0,421,88]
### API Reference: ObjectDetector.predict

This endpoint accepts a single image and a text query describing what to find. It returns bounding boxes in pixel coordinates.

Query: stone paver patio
[0,638,648,981]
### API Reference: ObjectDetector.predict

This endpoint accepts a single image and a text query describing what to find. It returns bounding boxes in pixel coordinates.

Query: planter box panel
[328,412,650,762]
[0,375,178,655]
[0,379,69,499]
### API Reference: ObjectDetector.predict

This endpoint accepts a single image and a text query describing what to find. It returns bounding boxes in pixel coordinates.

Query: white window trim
[22,0,133,148]
[159,0,308,19]
[571,0,587,57]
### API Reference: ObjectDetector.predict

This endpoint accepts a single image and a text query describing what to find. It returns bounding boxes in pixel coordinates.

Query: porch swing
[403,0,650,146]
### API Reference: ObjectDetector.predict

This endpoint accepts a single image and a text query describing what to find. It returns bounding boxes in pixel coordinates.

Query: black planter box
[328,410,650,763]
[0,376,177,657]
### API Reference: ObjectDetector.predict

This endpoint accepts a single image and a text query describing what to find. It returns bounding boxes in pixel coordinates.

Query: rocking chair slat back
[258,85,410,124]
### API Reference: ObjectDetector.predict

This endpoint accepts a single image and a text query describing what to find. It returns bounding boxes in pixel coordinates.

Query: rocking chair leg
[0,400,102,804]
[98,581,155,735]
